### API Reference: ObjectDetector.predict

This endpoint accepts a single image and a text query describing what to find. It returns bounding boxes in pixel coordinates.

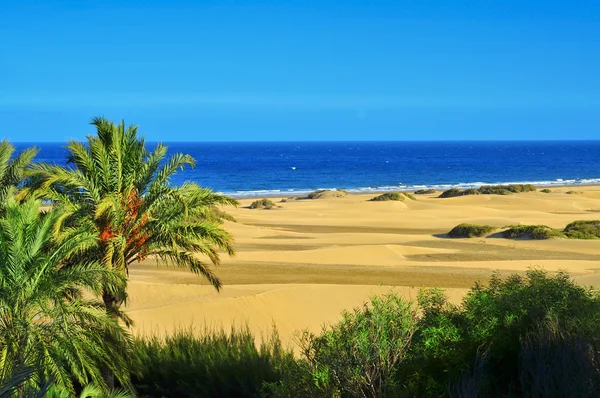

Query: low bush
[541,188,552,193]
[502,225,563,239]
[132,327,293,398]
[566,190,582,195]
[448,223,496,238]
[439,184,537,198]
[306,189,347,199]
[265,294,419,397]
[370,192,405,201]
[370,192,415,201]
[411,270,600,397]
[249,198,277,209]
[564,220,600,239]
[414,188,437,195]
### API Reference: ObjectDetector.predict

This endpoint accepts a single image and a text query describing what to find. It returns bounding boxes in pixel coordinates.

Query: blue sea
[15,141,600,198]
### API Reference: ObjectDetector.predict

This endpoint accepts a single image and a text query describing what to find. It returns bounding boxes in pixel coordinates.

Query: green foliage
[132,326,292,398]
[447,223,496,238]
[0,196,131,394]
[502,224,563,239]
[404,192,416,200]
[270,294,419,398]
[370,192,404,201]
[541,188,552,193]
[566,190,581,194]
[25,117,238,315]
[563,220,600,239]
[414,189,436,195]
[306,189,347,199]
[439,184,536,198]
[0,140,38,212]
[249,198,277,209]
[412,270,600,397]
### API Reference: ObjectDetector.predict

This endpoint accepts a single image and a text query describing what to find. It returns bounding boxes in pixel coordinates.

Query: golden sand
[126,186,600,345]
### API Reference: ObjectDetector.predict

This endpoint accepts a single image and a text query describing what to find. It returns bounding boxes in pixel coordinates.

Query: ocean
[15,141,600,198]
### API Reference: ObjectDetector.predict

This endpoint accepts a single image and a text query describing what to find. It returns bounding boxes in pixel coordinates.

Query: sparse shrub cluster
[249,198,277,209]
[448,223,496,238]
[414,188,437,194]
[306,189,347,199]
[541,188,552,193]
[370,192,416,201]
[566,190,582,194]
[439,184,537,198]
[564,220,600,239]
[501,224,563,239]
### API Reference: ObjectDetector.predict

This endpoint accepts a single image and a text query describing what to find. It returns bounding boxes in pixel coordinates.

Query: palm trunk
[102,289,118,390]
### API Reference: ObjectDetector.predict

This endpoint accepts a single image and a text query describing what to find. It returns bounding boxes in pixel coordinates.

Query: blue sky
[1,0,599,142]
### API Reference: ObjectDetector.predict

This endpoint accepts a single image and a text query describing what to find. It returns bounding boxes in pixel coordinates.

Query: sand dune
[127,186,600,344]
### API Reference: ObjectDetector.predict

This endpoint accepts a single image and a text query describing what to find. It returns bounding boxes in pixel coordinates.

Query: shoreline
[225,181,600,199]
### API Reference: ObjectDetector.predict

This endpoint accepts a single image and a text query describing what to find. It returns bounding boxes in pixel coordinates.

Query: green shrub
[541,188,552,193]
[412,270,600,397]
[370,192,405,201]
[566,190,581,194]
[564,220,600,239]
[268,294,419,398]
[439,184,536,198]
[502,225,563,239]
[404,192,416,201]
[306,189,347,199]
[438,188,471,198]
[447,224,496,238]
[414,189,437,195]
[132,327,293,398]
[249,198,277,209]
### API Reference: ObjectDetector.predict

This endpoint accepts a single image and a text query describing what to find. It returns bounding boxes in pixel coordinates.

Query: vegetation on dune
[501,224,563,239]
[369,192,416,201]
[541,188,552,193]
[0,196,131,394]
[306,189,347,199]
[132,327,292,398]
[448,223,496,238]
[566,190,582,194]
[414,188,437,195]
[563,220,600,239]
[439,184,537,198]
[249,198,277,209]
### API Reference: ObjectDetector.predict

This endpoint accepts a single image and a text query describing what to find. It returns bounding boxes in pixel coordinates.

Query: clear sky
[1,0,599,142]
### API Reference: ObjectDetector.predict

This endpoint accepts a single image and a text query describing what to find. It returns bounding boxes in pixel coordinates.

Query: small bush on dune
[564,220,600,239]
[370,192,415,202]
[306,189,347,199]
[132,327,293,398]
[502,225,563,239]
[250,198,277,209]
[439,184,537,198]
[541,188,552,193]
[414,188,437,195]
[448,223,496,238]
[370,192,405,201]
[566,190,582,194]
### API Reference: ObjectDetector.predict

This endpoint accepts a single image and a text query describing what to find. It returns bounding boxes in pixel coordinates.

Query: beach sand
[127,186,600,346]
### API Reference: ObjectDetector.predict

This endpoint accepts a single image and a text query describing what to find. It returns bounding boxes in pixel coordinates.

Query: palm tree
[24,117,237,316]
[0,195,131,394]
[0,140,37,211]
